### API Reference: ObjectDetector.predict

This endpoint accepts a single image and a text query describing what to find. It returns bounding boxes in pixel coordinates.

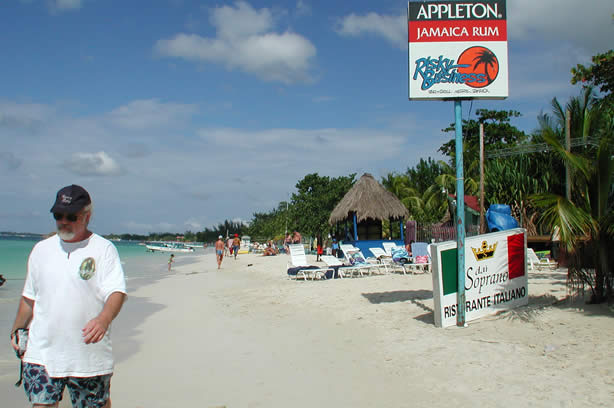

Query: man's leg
[66,374,112,408]
[23,363,66,408]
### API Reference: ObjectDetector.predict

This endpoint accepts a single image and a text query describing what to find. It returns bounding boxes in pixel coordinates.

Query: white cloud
[24,0,83,13]
[197,127,409,176]
[62,151,122,176]
[107,99,198,130]
[508,0,614,55]
[121,221,154,233]
[295,0,312,17]
[336,2,613,56]
[0,152,23,170]
[184,219,203,231]
[313,96,334,103]
[211,0,274,38]
[154,1,317,83]
[0,101,54,130]
[121,221,176,234]
[336,12,406,49]
[54,0,81,10]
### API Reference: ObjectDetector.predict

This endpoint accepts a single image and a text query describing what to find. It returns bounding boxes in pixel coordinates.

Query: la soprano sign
[431,228,528,328]
[408,1,508,100]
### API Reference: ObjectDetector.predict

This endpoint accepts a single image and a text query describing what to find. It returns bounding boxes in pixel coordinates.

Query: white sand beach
[3,251,614,407]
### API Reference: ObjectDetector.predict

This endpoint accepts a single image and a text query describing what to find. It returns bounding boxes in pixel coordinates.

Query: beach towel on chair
[391,247,409,264]
[349,252,367,265]
[415,255,429,264]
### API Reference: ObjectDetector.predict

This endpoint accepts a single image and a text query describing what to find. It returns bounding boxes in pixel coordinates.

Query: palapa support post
[454,100,466,327]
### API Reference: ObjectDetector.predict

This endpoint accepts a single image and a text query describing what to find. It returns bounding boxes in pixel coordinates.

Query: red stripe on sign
[409,20,507,42]
[507,233,525,279]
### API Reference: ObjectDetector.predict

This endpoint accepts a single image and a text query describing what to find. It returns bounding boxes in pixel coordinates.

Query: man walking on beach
[232,234,241,260]
[215,235,225,269]
[10,184,126,408]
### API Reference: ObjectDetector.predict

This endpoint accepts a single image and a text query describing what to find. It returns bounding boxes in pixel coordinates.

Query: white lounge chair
[410,242,432,273]
[382,242,398,257]
[287,244,332,280]
[369,247,407,274]
[527,248,558,271]
[321,255,348,278]
[339,244,381,277]
[369,247,390,260]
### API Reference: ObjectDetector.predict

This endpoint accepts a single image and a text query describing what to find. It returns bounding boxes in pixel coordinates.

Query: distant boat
[145,242,194,253]
[183,242,202,249]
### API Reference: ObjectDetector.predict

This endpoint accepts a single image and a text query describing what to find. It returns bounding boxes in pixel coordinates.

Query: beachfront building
[328,173,409,256]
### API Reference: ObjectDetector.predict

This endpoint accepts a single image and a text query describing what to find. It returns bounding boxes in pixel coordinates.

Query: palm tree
[473,48,498,84]
[485,152,565,235]
[532,90,614,303]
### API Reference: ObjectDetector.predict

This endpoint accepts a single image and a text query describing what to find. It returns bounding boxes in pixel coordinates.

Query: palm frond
[532,193,593,251]
[542,132,591,179]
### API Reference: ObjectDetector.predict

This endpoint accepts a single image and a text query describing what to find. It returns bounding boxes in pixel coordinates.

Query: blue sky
[1,0,612,235]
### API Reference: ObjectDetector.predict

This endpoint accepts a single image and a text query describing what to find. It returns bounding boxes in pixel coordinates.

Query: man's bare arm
[10,297,34,351]
[82,292,126,345]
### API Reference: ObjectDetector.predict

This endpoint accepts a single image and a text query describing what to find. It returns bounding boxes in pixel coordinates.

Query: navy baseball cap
[50,184,91,214]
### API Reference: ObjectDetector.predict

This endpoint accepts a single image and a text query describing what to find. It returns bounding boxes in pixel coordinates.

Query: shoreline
[2,251,613,407]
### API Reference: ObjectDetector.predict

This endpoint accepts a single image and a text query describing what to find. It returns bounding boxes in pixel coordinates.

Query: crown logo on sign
[472,240,497,261]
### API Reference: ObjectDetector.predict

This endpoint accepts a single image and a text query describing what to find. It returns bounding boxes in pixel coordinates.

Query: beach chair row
[286,242,432,281]
[373,242,431,275]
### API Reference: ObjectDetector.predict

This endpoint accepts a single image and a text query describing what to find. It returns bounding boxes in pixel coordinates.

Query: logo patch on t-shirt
[79,257,96,280]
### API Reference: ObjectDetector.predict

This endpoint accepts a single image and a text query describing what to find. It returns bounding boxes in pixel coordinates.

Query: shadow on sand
[361,289,432,304]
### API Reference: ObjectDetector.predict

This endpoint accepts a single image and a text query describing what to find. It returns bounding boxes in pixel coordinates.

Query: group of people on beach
[214,233,241,269]
[283,231,302,252]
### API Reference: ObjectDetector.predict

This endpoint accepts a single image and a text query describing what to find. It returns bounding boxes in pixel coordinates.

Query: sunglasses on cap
[53,213,80,222]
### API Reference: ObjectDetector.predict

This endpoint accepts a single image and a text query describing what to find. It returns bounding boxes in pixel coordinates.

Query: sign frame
[408,0,508,100]
[431,228,528,327]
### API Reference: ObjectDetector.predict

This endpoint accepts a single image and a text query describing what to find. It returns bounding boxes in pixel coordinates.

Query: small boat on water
[183,242,202,249]
[145,242,195,253]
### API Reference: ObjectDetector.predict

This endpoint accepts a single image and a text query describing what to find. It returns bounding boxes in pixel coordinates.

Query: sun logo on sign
[457,46,499,88]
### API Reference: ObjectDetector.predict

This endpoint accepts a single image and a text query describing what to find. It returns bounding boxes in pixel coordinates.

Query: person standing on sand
[215,235,225,269]
[232,234,241,260]
[332,238,339,258]
[227,238,233,256]
[292,231,302,244]
[317,243,323,261]
[10,184,126,408]
[168,254,175,272]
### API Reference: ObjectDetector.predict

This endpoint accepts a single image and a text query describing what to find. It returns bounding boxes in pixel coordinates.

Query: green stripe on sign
[441,248,458,295]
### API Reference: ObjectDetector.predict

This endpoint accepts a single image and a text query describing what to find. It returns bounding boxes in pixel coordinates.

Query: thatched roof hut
[329,173,409,226]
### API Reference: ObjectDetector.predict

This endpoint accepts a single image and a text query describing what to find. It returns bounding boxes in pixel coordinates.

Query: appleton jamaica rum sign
[408,1,508,100]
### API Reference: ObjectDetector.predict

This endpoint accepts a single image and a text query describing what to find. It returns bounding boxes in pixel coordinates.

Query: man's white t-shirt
[22,233,126,377]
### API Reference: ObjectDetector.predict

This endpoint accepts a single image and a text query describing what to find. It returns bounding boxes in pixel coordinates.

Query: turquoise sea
[0,237,212,297]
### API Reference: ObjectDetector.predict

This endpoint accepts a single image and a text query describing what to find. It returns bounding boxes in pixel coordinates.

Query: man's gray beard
[57,229,76,241]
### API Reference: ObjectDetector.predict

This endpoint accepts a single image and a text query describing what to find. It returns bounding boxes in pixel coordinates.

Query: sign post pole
[454,99,466,327]
[407,0,510,328]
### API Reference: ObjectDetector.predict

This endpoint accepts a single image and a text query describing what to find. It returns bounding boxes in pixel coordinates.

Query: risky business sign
[408,1,508,100]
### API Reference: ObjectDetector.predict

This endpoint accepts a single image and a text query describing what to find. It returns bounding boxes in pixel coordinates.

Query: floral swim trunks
[23,362,112,407]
